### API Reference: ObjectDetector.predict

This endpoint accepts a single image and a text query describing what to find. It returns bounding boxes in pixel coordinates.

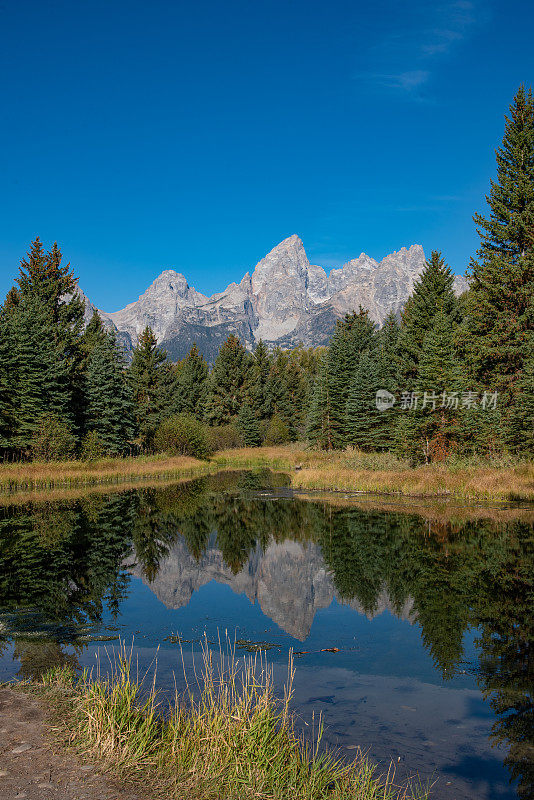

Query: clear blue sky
[1,0,533,311]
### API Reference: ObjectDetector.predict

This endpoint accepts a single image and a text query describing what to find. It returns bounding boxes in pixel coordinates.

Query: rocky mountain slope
[82,235,467,361]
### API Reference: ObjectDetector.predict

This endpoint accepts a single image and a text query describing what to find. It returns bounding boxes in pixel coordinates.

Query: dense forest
[0,87,532,463]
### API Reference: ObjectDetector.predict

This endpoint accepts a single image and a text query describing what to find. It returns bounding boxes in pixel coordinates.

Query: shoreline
[0,445,532,503]
[1,656,430,800]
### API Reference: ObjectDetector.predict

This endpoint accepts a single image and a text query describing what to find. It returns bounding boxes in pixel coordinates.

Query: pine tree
[175,343,209,418]
[237,402,262,446]
[326,308,378,448]
[306,358,334,449]
[399,251,457,384]
[466,86,534,407]
[0,311,16,452]
[410,312,464,461]
[505,337,534,455]
[85,331,134,455]
[129,326,174,450]
[265,350,297,438]
[345,352,391,450]
[249,340,271,420]
[204,335,251,425]
[16,238,85,353]
[10,294,74,450]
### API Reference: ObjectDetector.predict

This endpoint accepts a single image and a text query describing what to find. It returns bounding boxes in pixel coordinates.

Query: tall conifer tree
[466,86,534,407]
[175,343,209,418]
[399,251,457,384]
[204,334,251,425]
[85,332,134,455]
[130,326,174,450]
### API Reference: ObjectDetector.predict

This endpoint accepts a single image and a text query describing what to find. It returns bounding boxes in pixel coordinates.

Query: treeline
[0,86,532,463]
[0,247,323,460]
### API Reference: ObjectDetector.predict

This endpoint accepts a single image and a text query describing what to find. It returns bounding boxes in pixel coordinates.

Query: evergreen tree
[466,86,534,407]
[16,239,85,345]
[345,352,391,450]
[175,343,209,418]
[402,312,464,462]
[10,295,74,450]
[326,308,378,448]
[0,311,16,452]
[204,334,251,425]
[85,331,134,455]
[237,402,262,446]
[505,337,534,455]
[249,340,271,420]
[129,326,174,450]
[306,358,334,449]
[265,350,297,438]
[399,251,457,384]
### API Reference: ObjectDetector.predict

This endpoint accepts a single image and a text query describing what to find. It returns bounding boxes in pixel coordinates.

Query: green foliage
[80,430,106,461]
[129,326,176,450]
[399,251,457,384]
[207,423,243,451]
[263,413,291,445]
[85,331,134,456]
[174,343,209,418]
[345,352,392,451]
[154,413,212,459]
[204,334,251,425]
[326,308,378,449]
[465,86,534,417]
[249,340,272,420]
[237,402,262,447]
[31,414,77,461]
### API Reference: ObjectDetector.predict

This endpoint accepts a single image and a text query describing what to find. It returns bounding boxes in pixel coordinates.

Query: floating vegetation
[235,638,281,652]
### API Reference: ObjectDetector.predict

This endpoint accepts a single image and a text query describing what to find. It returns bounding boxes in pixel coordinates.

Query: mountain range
[80,235,468,361]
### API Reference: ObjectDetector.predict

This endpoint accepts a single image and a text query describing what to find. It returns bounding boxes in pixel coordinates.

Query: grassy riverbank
[0,445,533,501]
[13,648,428,800]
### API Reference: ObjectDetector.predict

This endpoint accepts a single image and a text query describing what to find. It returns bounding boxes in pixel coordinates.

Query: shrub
[80,430,106,461]
[31,414,77,461]
[264,414,291,446]
[154,414,212,459]
[207,423,243,452]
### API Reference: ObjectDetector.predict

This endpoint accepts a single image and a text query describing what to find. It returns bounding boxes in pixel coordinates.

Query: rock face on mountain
[84,235,467,361]
[128,536,415,641]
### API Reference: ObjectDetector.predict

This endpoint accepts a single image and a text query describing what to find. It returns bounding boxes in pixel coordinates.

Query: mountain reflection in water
[0,470,533,799]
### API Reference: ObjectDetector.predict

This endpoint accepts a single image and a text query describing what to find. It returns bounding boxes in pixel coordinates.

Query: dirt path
[0,688,148,800]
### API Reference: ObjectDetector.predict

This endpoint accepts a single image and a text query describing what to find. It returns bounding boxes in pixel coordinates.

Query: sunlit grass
[1,444,532,501]
[39,640,430,800]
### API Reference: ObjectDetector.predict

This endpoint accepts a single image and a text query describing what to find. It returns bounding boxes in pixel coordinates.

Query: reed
[38,640,430,800]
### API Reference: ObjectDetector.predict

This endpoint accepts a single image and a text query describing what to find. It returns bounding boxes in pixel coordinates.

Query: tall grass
[42,640,430,800]
[1,444,531,501]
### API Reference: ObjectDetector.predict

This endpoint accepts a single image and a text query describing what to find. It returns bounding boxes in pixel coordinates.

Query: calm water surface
[1,471,533,800]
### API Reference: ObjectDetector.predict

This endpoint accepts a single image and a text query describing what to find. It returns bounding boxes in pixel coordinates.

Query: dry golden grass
[1,444,532,503]
[213,445,534,502]
[0,454,213,493]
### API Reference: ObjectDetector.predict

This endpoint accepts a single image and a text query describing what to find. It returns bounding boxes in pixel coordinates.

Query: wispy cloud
[357,0,488,100]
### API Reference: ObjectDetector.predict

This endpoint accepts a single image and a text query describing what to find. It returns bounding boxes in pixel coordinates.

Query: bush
[207,423,243,452]
[154,414,212,459]
[80,430,106,461]
[264,414,291,446]
[31,415,77,461]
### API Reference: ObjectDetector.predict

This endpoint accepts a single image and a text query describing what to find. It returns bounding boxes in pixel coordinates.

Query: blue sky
[0,0,532,311]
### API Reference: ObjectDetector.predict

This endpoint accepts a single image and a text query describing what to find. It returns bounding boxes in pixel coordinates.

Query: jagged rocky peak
[79,236,467,360]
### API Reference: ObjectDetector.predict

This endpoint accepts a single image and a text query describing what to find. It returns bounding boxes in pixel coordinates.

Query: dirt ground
[0,688,148,800]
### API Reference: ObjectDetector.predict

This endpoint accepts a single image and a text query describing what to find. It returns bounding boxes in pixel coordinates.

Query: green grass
[34,641,431,800]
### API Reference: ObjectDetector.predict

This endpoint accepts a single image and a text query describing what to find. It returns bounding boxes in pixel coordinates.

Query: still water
[1,471,533,799]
